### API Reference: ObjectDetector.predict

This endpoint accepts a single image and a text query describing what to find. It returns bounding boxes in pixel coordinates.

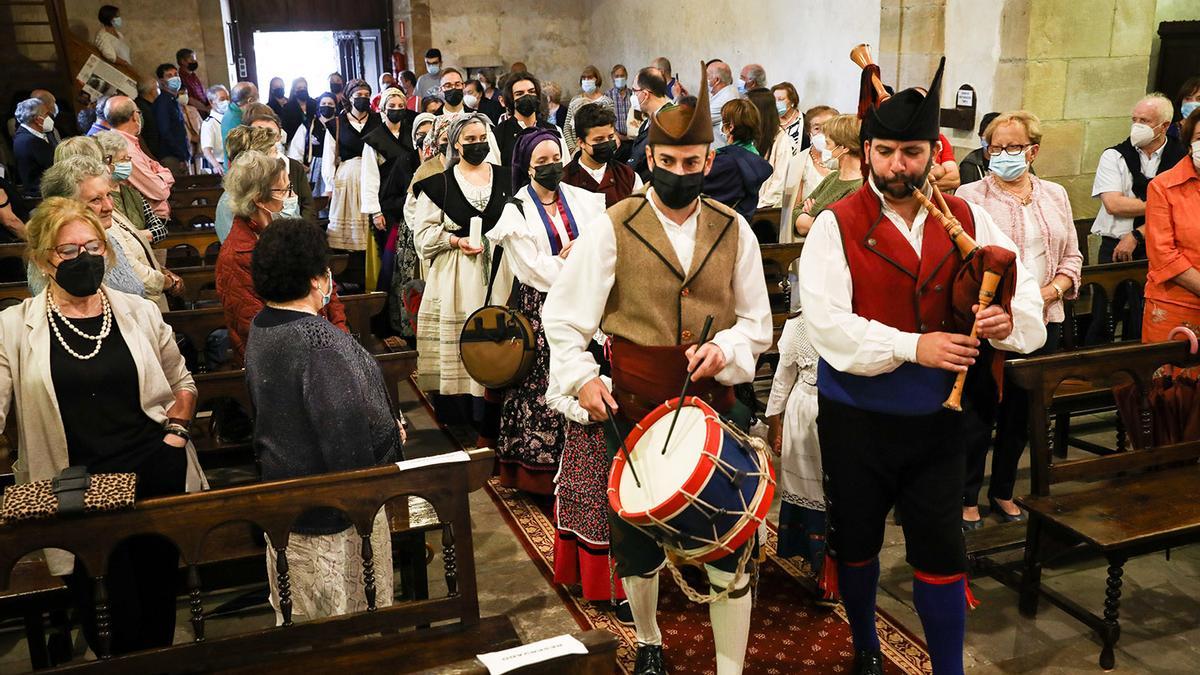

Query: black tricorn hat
[862,57,945,142]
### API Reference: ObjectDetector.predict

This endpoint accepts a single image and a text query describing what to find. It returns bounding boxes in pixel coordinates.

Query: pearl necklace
[47,291,112,360]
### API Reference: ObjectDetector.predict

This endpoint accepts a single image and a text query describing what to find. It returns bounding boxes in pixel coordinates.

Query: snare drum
[608,396,775,563]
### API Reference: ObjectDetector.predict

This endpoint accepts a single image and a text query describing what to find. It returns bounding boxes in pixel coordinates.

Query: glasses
[270,184,294,197]
[986,143,1034,157]
[49,239,106,260]
[441,82,464,91]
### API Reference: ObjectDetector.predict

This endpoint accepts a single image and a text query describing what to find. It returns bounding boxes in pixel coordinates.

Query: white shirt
[489,182,607,293]
[543,188,774,398]
[93,29,130,64]
[1021,203,1048,284]
[578,159,645,192]
[287,121,312,163]
[199,112,224,161]
[1090,143,1164,238]
[757,130,794,208]
[709,84,740,149]
[321,114,371,196]
[797,180,1046,377]
[20,123,48,142]
[360,125,405,215]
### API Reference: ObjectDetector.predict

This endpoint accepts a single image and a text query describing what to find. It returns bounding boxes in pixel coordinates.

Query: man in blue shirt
[153,63,191,173]
[220,81,258,169]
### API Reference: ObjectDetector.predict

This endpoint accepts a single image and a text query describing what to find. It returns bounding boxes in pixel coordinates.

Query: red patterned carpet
[484,479,932,674]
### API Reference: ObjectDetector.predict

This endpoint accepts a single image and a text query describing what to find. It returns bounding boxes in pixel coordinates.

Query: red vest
[562,158,637,208]
[828,184,976,334]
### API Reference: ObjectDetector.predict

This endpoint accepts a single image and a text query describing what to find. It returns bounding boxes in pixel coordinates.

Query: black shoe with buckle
[853,648,885,675]
[613,599,634,626]
[633,643,667,674]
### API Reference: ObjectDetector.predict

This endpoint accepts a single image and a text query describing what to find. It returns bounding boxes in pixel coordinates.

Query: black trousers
[817,395,967,575]
[64,446,186,656]
[962,323,1062,507]
[1097,235,1146,264]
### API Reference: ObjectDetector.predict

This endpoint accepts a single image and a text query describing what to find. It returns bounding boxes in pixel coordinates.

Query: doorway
[252,29,382,97]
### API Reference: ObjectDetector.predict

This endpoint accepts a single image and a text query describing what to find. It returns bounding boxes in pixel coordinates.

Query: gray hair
[106,97,137,126]
[1137,93,1174,125]
[95,94,111,121]
[136,78,159,98]
[709,62,733,86]
[225,150,285,218]
[15,98,44,125]
[94,130,129,159]
[744,64,767,89]
[231,81,258,105]
[53,136,104,164]
[206,84,229,103]
[445,112,492,163]
[40,156,110,200]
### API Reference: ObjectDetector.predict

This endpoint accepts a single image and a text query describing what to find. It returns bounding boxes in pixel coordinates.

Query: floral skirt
[553,420,624,602]
[496,282,565,495]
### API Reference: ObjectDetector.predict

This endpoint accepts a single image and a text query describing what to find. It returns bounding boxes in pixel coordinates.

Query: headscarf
[445,112,493,163]
[378,86,406,116]
[424,115,453,156]
[511,127,563,193]
[412,111,437,145]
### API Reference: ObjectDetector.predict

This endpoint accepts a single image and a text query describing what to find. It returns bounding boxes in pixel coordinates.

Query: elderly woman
[361,87,417,300]
[0,197,205,655]
[772,82,804,151]
[564,66,615,155]
[704,99,773,222]
[36,156,181,307]
[95,129,170,244]
[411,113,512,430]
[322,79,380,253]
[489,129,606,493]
[793,114,864,236]
[1143,107,1200,342]
[93,4,132,68]
[244,218,402,624]
[215,125,280,243]
[216,150,348,365]
[747,88,795,210]
[957,110,1081,527]
[244,104,316,221]
[794,105,840,201]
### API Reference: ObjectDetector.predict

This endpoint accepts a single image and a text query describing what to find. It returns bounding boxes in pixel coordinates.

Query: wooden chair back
[750,207,781,244]
[1062,261,1148,350]
[0,242,24,263]
[168,187,223,210]
[0,448,494,669]
[172,174,223,191]
[759,242,804,329]
[1007,339,1200,496]
[170,203,219,229]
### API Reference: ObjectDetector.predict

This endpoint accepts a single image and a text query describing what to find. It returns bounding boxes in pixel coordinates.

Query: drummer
[797,60,1045,675]
[543,62,772,675]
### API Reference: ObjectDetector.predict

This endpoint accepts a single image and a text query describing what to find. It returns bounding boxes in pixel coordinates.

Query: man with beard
[796,59,1045,675]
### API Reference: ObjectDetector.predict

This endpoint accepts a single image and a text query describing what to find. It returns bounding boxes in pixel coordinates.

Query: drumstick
[661,315,715,455]
[604,400,641,488]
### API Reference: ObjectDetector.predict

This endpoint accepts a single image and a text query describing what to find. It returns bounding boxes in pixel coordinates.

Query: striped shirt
[607,86,632,137]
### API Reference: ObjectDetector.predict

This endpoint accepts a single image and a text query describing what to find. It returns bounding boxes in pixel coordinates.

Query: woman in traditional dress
[488,129,606,493]
[765,310,826,578]
[322,80,379,264]
[287,93,337,197]
[411,114,512,431]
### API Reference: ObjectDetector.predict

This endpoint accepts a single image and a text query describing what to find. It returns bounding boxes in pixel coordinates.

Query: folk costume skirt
[326,157,369,252]
[416,245,491,398]
[496,282,565,495]
[775,379,826,563]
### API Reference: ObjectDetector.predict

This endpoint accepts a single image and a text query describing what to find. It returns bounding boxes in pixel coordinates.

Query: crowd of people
[1,5,1200,672]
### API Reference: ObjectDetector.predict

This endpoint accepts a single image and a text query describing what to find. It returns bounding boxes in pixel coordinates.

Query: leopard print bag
[0,471,137,525]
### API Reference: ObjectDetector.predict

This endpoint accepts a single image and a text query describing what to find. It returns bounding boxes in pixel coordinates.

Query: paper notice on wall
[476,634,588,674]
[76,54,137,100]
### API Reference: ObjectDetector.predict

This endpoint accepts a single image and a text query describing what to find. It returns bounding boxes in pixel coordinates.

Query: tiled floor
[2,406,1198,673]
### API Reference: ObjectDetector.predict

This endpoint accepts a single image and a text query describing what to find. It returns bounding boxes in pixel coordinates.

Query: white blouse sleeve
[412,191,454,261]
[287,125,307,162]
[360,143,382,214]
[321,130,337,196]
[489,202,564,293]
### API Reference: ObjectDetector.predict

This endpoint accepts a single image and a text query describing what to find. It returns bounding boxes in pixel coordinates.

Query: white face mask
[281,194,300,218]
[215,99,230,114]
[40,115,54,133]
[178,92,189,106]
[1129,122,1156,148]
[810,133,831,161]
[1192,140,1200,170]
[463,93,479,109]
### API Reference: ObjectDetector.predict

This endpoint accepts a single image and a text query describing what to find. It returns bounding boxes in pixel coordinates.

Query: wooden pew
[155,229,220,253]
[0,242,24,263]
[1062,260,1148,350]
[0,281,31,307]
[170,253,350,310]
[392,630,618,674]
[169,203,219,229]
[1004,339,1200,670]
[0,449,527,673]
[750,207,782,244]
[172,174,223,191]
[168,186,223,209]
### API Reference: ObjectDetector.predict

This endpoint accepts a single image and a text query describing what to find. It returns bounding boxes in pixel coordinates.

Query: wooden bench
[757,242,805,369]
[169,253,350,310]
[750,207,782,244]
[1062,260,1148,350]
[0,449,528,673]
[171,174,223,191]
[1005,339,1200,669]
[168,186,223,210]
[0,242,24,263]
[155,229,220,254]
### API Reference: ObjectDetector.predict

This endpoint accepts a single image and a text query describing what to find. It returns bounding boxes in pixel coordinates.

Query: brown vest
[602,195,739,346]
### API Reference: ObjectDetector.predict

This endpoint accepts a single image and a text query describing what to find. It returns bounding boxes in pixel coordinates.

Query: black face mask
[186,62,198,72]
[386,109,406,124]
[588,139,617,163]
[270,87,285,99]
[438,141,448,156]
[293,89,308,99]
[514,95,539,118]
[415,133,427,148]
[651,164,705,209]
[532,162,564,192]
[319,105,336,119]
[443,89,464,107]
[460,141,489,165]
[352,97,370,112]
[54,252,106,298]
[329,82,344,94]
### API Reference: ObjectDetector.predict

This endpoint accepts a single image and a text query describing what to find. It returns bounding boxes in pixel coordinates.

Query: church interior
[1,1,1199,673]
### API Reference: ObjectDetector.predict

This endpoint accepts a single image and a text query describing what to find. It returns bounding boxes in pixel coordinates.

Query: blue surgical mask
[112,161,133,182]
[281,194,300,218]
[581,79,597,94]
[988,151,1029,182]
[775,100,788,117]
[166,76,182,93]
[215,99,229,114]
[1182,101,1200,119]
[320,269,333,308]
[112,17,123,29]
[736,79,747,95]
[614,77,627,90]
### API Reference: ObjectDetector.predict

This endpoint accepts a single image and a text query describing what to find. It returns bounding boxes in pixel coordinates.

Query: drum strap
[485,245,505,305]
[709,574,754,599]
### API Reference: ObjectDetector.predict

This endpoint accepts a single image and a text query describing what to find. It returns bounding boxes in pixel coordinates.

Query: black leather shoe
[613,599,635,626]
[962,517,985,532]
[990,499,1027,523]
[853,648,885,675]
[633,643,667,674]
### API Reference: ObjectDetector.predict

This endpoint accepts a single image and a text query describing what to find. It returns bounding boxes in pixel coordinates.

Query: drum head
[617,405,712,514]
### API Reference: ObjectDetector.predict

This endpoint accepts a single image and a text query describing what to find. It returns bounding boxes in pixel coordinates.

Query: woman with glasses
[322,80,379,258]
[563,65,614,156]
[957,110,1081,529]
[94,130,170,244]
[216,150,348,366]
[243,104,316,223]
[0,197,206,657]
